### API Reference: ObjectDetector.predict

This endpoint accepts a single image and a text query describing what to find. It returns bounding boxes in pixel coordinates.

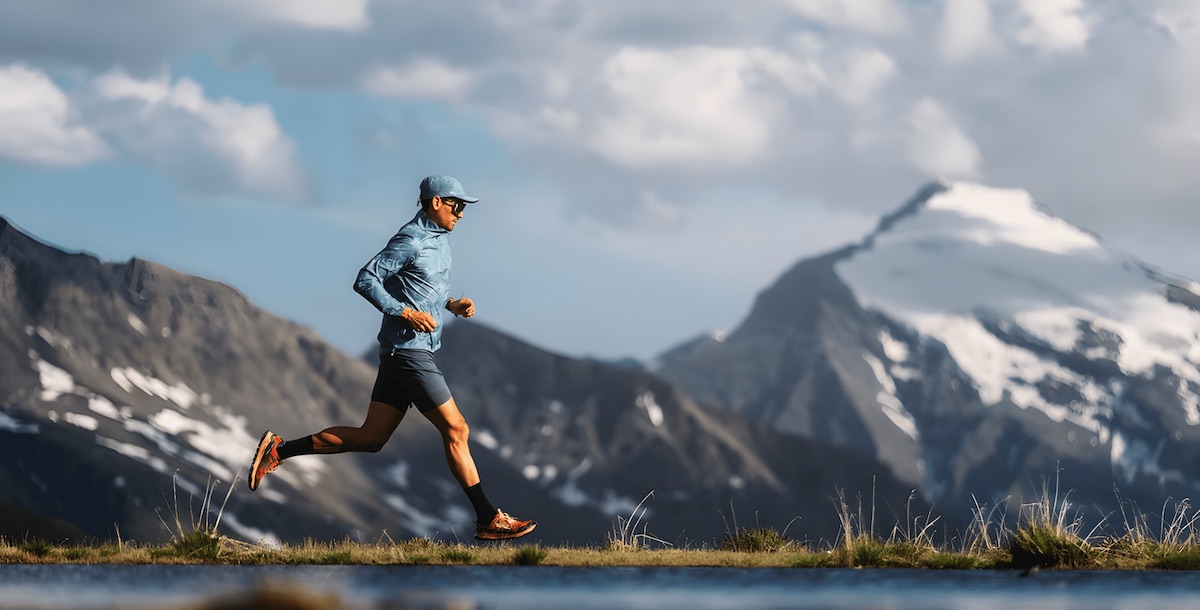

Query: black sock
[464,483,497,524]
[277,436,315,460]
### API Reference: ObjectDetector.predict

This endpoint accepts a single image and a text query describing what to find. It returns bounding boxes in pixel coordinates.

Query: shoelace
[494,511,516,528]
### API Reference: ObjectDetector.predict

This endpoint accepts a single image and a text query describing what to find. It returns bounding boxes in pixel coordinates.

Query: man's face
[430,196,466,231]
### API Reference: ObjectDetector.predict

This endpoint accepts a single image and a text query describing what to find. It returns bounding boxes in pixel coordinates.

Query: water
[2,565,1200,609]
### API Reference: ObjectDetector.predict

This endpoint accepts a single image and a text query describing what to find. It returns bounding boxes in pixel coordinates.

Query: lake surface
[3,565,1200,609]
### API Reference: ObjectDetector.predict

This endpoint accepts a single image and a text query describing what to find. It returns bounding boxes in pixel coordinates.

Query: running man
[247,175,536,541]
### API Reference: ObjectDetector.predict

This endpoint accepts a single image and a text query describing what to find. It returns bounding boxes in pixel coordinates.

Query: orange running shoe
[475,509,536,540]
[247,431,283,491]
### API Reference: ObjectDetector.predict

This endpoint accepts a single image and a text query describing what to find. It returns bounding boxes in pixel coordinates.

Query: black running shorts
[370,348,452,413]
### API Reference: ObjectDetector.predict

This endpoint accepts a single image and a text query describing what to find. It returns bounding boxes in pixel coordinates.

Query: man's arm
[353,242,437,331]
[354,249,409,317]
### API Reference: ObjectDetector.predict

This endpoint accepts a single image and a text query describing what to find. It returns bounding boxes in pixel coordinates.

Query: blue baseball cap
[419,175,479,203]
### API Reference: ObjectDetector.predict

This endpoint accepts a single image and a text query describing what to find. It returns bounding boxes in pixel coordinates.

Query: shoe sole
[247,430,276,492]
[475,522,536,541]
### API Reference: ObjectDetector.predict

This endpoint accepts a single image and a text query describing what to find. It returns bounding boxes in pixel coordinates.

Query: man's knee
[446,419,469,446]
[362,436,389,453]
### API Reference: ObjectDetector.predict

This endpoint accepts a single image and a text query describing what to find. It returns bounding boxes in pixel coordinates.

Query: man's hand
[446,297,475,318]
[400,308,438,332]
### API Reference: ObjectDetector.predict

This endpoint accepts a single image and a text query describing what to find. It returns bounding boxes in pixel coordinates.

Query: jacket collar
[413,209,449,234]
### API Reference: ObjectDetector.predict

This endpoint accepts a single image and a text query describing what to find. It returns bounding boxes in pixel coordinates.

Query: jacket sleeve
[354,240,415,317]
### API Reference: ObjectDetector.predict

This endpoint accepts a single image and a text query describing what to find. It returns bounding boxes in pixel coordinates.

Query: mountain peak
[835,180,1200,434]
[839,181,1146,323]
[0,216,74,266]
[0,216,27,248]
[864,181,1101,256]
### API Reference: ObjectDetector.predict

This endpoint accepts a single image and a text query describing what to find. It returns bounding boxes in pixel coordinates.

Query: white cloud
[786,0,908,34]
[0,64,110,166]
[908,97,982,178]
[361,60,474,101]
[84,70,309,201]
[754,47,829,98]
[1147,1,1200,172]
[940,0,1001,63]
[217,0,370,31]
[588,46,821,169]
[589,47,771,169]
[1154,0,1200,39]
[1015,0,1090,53]
[829,48,896,106]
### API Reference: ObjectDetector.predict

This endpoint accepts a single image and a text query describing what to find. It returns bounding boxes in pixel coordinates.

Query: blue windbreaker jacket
[354,210,452,354]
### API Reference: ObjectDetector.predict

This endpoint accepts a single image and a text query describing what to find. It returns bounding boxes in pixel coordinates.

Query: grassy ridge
[3,533,1200,569]
[6,476,1200,569]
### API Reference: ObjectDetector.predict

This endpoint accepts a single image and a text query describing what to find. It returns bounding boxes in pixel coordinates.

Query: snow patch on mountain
[383,494,454,534]
[864,353,919,440]
[111,367,198,409]
[220,513,279,547]
[474,429,499,450]
[636,392,665,427]
[879,329,910,362]
[147,406,323,485]
[63,412,99,431]
[97,436,169,473]
[34,357,75,402]
[547,457,641,516]
[879,330,919,381]
[1111,431,1186,486]
[385,461,410,488]
[32,344,310,484]
[31,326,73,351]
[88,395,128,420]
[909,314,1114,435]
[127,313,149,336]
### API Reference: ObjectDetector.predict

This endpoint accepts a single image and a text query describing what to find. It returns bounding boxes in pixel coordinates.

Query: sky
[2,0,1200,362]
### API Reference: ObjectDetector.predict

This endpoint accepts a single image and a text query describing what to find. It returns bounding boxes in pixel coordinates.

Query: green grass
[18,538,52,558]
[439,546,476,564]
[921,551,983,569]
[1009,524,1096,569]
[1153,548,1200,570]
[513,545,548,566]
[720,527,790,553]
[172,530,223,561]
[60,547,91,561]
[315,550,354,565]
[4,535,1200,569]
[11,471,1200,569]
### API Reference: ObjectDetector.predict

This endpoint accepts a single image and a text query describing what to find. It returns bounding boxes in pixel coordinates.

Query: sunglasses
[442,198,467,215]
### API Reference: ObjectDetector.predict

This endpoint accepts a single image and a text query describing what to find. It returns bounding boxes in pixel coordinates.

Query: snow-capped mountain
[658,181,1200,518]
[0,217,916,545]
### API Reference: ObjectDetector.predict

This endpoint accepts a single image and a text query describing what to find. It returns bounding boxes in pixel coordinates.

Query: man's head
[419,175,478,231]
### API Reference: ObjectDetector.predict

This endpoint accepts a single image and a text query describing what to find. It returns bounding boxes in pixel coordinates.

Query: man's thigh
[421,397,466,434]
